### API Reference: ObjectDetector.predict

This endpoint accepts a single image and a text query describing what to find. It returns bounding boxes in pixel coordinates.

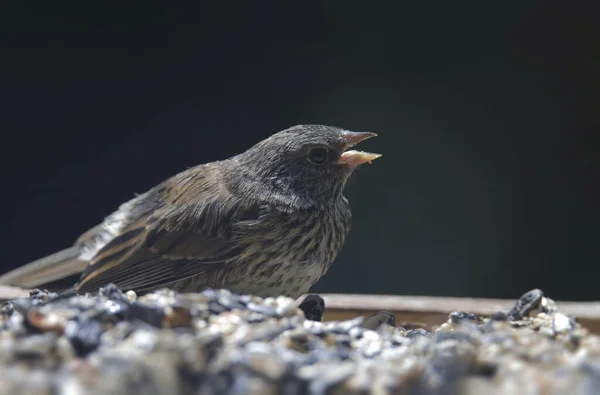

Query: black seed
[101,300,131,324]
[298,294,325,321]
[507,289,543,321]
[0,302,14,317]
[434,330,476,344]
[48,288,79,303]
[209,302,227,314]
[29,289,49,306]
[200,288,219,301]
[129,302,165,327]
[98,284,128,301]
[218,297,245,311]
[489,312,507,321]
[247,302,277,317]
[405,328,431,338]
[65,319,105,356]
[363,311,396,329]
[449,311,482,325]
[474,362,498,377]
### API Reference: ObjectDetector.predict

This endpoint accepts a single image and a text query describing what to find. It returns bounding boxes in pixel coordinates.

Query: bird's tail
[0,246,87,290]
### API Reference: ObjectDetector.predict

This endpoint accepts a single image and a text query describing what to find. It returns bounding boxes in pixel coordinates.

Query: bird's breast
[220,202,351,298]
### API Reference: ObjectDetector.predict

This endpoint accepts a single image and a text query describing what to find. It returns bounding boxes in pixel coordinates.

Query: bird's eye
[307,146,329,164]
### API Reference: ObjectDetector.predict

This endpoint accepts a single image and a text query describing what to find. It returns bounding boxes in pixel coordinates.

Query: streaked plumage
[0,125,380,298]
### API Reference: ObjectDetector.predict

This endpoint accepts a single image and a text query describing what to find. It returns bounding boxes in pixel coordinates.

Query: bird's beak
[337,131,382,168]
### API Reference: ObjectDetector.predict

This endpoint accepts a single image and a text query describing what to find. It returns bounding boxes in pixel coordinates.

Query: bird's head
[235,125,381,207]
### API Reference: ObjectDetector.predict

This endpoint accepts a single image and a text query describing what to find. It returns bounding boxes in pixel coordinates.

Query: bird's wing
[76,166,262,293]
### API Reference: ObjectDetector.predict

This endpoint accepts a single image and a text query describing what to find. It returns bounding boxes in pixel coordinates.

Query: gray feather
[0,246,86,288]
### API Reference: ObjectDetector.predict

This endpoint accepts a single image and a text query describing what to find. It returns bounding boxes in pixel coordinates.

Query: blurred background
[0,3,597,300]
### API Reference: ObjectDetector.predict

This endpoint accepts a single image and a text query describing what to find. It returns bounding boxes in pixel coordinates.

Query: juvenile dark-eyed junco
[0,125,381,298]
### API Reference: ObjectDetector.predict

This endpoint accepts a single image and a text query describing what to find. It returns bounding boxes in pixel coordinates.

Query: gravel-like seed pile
[1,286,599,395]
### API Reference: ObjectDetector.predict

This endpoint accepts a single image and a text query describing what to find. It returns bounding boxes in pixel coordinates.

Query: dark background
[1,3,598,300]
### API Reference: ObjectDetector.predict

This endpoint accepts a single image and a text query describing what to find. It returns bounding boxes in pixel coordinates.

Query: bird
[0,125,381,299]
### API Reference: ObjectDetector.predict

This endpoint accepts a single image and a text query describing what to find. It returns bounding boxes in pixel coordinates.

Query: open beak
[337,131,382,168]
